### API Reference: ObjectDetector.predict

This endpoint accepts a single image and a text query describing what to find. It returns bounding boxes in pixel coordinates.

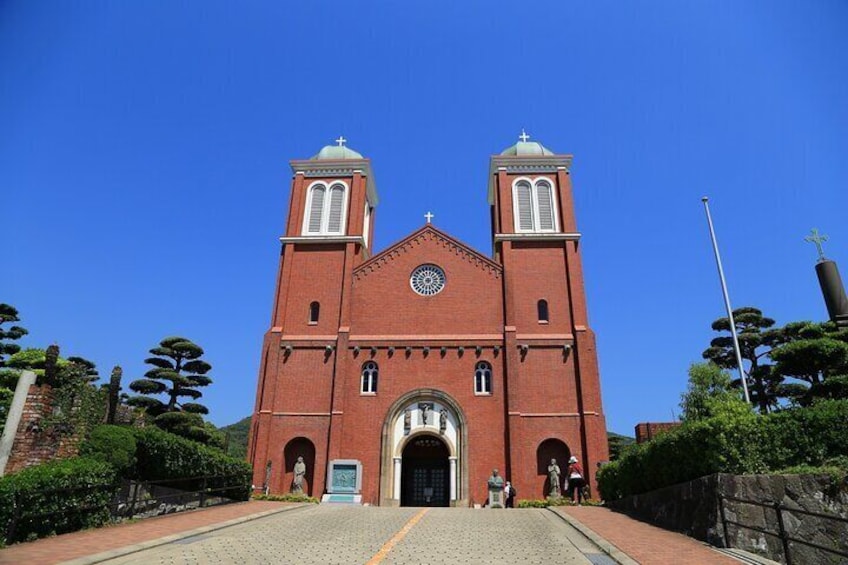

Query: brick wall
[634,422,681,444]
[4,384,86,474]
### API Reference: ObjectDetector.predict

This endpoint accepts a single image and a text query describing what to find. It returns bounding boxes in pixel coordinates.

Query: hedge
[132,426,252,501]
[0,457,117,544]
[598,400,848,501]
[79,425,137,475]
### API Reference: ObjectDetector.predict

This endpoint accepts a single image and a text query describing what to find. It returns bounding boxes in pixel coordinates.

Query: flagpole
[702,197,751,404]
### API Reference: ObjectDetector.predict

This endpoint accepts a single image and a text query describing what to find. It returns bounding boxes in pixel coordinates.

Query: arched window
[361,361,378,394]
[303,182,348,235]
[308,301,320,324]
[474,361,492,395]
[537,299,549,323]
[512,178,559,233]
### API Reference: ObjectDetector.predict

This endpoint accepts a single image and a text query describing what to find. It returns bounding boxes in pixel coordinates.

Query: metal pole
[702,197,751,404]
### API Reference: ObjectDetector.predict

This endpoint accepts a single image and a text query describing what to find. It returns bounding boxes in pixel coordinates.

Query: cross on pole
[335,135,347,147]
[519,129,530,143]
[424,211,434,224]
[804,228,829,262]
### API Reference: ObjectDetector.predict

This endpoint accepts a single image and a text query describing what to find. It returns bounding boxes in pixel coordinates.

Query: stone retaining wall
[608,473,848,564]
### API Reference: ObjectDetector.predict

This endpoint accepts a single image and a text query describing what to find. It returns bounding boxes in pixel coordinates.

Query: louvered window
[307,185,326,233]
[302,182,348,235]
[536,181,554,231]
[512,178,559,233]
[327,186,345,232]
[515,182,533,231]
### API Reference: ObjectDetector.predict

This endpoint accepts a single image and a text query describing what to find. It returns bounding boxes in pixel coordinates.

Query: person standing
[504,481,516,508]
[566,456,585,505]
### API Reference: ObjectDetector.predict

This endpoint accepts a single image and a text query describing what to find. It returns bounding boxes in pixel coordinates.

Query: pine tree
[0,304,28,367]
[702,307,785,413]
[127,336,214,443]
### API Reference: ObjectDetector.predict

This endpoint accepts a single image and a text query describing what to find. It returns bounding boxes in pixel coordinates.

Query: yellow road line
[365,508,429,565]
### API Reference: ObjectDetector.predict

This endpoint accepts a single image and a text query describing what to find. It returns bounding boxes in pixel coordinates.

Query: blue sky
[2,1,846,434]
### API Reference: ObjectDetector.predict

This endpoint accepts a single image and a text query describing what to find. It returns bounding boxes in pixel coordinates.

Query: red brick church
[247,134,609,506]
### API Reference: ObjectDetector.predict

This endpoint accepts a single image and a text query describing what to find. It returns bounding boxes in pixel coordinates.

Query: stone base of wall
[608,473,848,564]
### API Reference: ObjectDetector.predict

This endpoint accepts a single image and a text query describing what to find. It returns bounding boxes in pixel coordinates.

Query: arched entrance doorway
[401,434,450,507]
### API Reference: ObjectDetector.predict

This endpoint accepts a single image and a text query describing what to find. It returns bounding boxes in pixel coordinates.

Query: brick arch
[536,438,571,498]
[283,437,315,496]
[379,388,469,507]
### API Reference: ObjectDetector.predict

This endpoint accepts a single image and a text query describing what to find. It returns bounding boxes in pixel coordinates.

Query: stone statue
[548,458,561,497]
[420,403,431,425]
[292,456,306,494]
[264,460,272,495]
[439,409,447,434]
[487,468,504,490]
[404,408,411,434]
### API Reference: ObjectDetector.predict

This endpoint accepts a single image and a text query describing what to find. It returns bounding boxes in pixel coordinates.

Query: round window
[410,264,446,296]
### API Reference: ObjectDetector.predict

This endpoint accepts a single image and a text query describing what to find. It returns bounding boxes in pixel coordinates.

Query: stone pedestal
[488,488,504,509]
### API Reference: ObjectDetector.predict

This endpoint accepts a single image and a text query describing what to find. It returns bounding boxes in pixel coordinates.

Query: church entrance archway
[401,434,450,507]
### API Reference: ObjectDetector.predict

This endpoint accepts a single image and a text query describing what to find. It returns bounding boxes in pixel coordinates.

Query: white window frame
[361,361,378,395]
[511,177,560,233]
[474,361,493,395]
[302,181,349,235]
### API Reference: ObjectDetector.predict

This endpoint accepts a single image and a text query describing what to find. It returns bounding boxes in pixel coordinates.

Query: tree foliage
[0,304,28,366]
[680,362,751,423]
[770,321,848,405]
[127,336,215,444]
[702,307,785,413]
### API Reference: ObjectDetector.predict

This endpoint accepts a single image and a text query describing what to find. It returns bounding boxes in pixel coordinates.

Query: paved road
[99,505,614,565]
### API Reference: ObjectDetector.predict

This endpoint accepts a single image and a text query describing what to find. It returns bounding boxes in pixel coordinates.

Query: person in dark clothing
[504,481,516,508]
[566,456,585,505]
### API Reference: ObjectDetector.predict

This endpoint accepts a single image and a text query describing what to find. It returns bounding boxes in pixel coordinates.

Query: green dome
[500,140,555,156]
[312,144,364,160]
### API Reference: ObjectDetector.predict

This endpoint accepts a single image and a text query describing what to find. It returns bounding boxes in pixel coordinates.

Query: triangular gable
[353,225,502,282]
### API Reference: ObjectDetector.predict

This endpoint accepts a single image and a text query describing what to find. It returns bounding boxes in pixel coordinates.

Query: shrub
[132,427,252,501]
[80,425,137,475]
[598,400,848,501]
[517,499,549,508]
[0,457,117,544]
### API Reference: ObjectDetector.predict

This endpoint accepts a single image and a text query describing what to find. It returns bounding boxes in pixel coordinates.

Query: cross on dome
[805,228,829,262]
[335,135,347,147]
[519,129,530,143]
[424,211,434,224]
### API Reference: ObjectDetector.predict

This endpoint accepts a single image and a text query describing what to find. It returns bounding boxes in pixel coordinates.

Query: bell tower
[489,131,609,494]
[248,138,379,495]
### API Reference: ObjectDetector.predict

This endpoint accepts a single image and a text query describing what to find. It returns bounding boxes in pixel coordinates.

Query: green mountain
[219,416,251,459]
[607,431,635,461]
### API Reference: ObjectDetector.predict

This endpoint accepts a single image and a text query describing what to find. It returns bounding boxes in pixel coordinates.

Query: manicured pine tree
[702,307,786,414]
[0,303,28,367]
[128,336,214,443]
[771,321,848,405]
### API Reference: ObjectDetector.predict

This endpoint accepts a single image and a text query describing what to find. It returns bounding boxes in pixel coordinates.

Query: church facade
[247,136,609,506]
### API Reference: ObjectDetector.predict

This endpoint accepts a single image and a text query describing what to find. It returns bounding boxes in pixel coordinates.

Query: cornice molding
[290,158,379,206]
[493,232,581,242]
[488,154,573,204]
[279,235,366,246]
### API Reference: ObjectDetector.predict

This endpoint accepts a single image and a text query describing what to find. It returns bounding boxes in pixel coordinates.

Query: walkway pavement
[551,506,748,565]
[0,501,303,565]
[0,501,764,564]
